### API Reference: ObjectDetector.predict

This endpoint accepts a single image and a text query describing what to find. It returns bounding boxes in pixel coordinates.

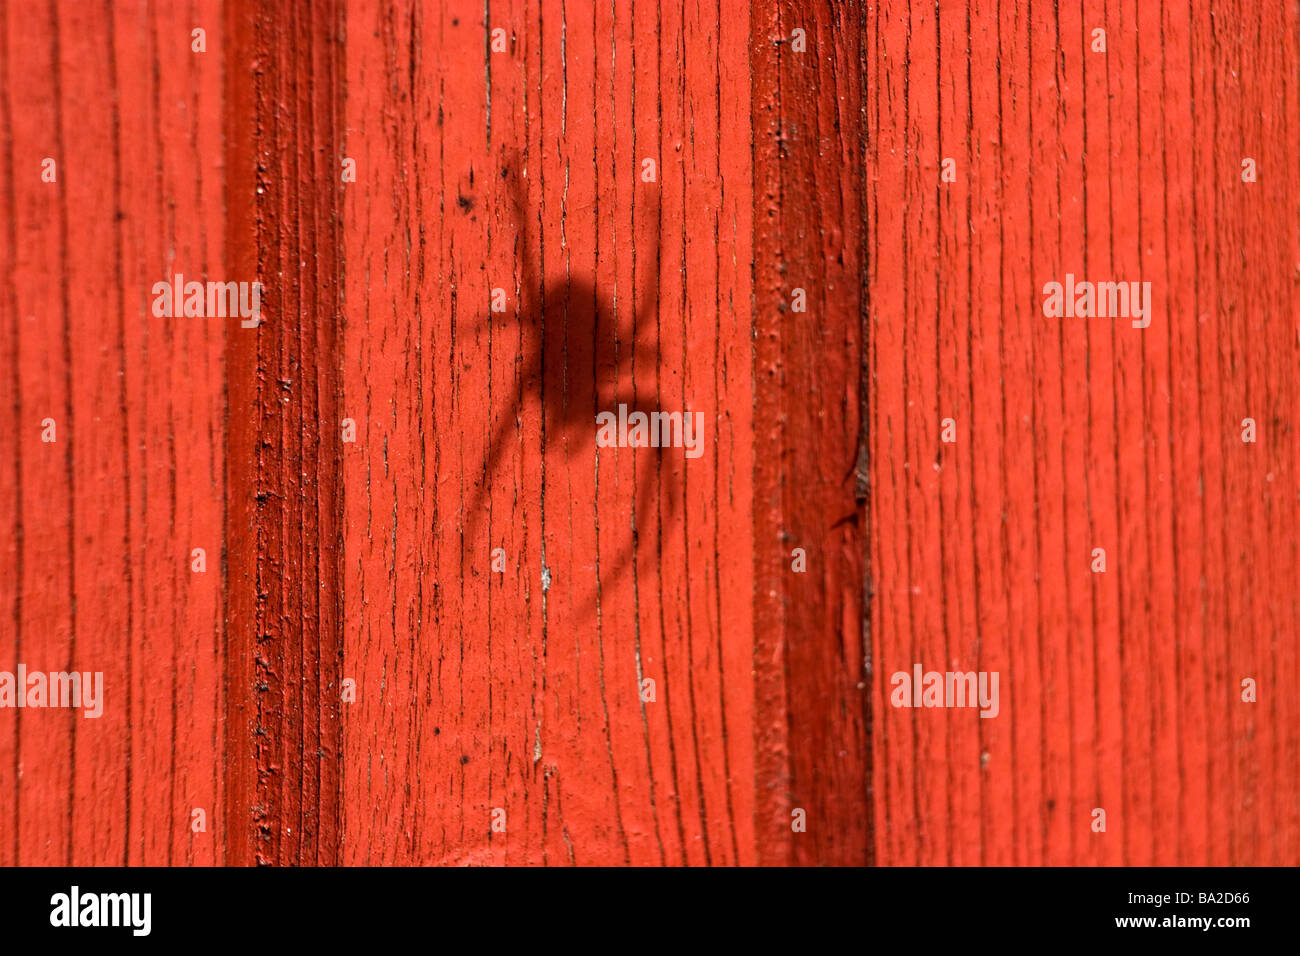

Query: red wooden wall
[868,0,1300,866]
[1,0,1295,866]
[1,0,227,865]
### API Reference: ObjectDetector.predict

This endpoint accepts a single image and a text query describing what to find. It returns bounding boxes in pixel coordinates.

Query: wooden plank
[868,0,1300,866]
[223,0,345,866]
[1,0,227,864]
[752,0,870,865]
[336,0,805,866]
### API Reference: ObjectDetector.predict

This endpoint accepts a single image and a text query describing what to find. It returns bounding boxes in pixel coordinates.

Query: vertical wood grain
[868,0,1300,866]
[3,0,1295,868]
[339,0,773,866]
[752,0,870,865]
[1,0,227,864]
[224,0,345,866]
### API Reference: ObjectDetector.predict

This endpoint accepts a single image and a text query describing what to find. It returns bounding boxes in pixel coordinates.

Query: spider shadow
[466,161,678,596]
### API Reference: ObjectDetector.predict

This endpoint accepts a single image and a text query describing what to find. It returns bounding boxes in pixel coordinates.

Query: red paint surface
[868,0,1300,864]
[2,0,1296,866]
[339,0,769,866]
[1,0,227,864]
[752,0,870,865]
[223,0,345,866]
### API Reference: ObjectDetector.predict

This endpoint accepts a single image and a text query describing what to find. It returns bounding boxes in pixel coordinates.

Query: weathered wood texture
[868,0,1300,864]
[1,0,868,866]
[337,0,864,866]
[752,0,870,865]
[4,0,1297,867]
[223,0,345,866]
[1,0,227,864]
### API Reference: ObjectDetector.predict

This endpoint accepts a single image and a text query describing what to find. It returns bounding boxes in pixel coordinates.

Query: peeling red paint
[2,0,1296,868]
